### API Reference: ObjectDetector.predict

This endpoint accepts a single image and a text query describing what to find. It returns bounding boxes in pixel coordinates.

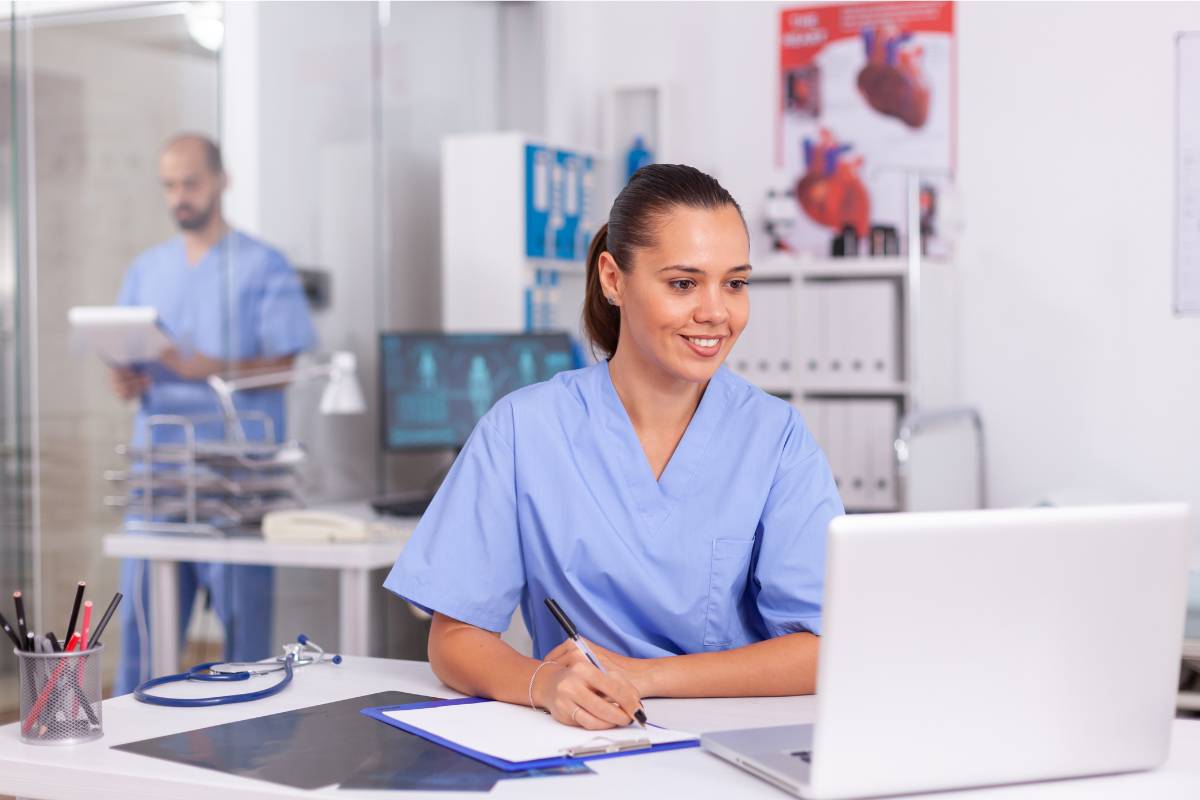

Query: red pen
[72,602,94,718]
[79,601,93,650]
[21,634,80,734]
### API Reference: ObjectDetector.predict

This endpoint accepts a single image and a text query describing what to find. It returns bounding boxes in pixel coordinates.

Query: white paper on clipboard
[1176,33,1200,315]
[67,306,174,366]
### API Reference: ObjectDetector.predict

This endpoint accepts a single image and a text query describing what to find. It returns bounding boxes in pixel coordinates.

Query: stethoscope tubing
[133,654,295,707]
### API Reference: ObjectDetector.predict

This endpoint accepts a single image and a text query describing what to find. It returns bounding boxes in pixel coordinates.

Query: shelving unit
[732,175,959,513]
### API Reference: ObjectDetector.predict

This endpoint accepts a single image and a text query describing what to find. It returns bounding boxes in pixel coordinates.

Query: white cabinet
[441,133,598,343]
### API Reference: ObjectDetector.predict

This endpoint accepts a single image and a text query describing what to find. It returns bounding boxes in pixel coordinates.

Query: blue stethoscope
[134,634,342,707]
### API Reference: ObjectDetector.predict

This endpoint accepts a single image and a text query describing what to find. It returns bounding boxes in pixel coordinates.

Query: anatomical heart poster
[777,2,955,255]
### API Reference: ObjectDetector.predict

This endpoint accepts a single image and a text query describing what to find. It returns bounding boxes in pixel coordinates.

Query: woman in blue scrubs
[384,164,843,729]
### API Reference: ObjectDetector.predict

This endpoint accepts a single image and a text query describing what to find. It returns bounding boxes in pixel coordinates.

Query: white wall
[542,1,1200,561]
[956,2,1200,542]
[542,1,782,256]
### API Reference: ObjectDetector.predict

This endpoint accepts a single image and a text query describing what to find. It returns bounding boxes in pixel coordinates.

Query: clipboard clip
[562,736,653,757]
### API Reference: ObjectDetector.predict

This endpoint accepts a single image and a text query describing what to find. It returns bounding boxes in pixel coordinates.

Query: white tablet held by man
[703,504,1191,799]
[68,306,174,366]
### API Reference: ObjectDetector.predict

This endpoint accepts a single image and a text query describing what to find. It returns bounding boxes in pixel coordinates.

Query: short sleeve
[256,252,317,358]
[116,259,140,306]
[753,414,844,637]
[382,406,525,633]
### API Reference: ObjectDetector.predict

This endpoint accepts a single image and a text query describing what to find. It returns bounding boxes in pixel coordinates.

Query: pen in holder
[15,645,104,745]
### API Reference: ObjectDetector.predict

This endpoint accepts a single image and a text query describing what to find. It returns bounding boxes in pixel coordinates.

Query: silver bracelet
[528,661,554,712]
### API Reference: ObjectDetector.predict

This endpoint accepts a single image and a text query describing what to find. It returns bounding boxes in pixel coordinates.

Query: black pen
[90,592,123,646]
[544,597,648,729]
[65,582,85,645]
[0,609,22,651]
[13,591,29,651]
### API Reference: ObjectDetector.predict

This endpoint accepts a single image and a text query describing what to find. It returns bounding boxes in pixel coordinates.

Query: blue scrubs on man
[384,360,842,659]
[114,230,315,694]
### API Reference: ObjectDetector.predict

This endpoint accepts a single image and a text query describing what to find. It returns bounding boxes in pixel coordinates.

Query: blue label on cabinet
[525,144,593,262]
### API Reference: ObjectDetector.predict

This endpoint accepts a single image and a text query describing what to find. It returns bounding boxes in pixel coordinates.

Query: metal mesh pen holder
[16,645,104,745]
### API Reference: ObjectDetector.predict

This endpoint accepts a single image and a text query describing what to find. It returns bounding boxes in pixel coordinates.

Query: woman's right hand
[532,660,643,730]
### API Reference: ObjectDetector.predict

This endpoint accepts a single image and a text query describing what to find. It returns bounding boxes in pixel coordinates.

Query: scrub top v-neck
[116,230,316,446]
[384,360,843,659]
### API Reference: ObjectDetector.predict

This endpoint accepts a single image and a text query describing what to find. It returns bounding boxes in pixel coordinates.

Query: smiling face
[599,204,751,386]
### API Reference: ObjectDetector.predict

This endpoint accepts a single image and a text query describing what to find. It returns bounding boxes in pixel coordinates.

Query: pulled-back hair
[583,164,745,359]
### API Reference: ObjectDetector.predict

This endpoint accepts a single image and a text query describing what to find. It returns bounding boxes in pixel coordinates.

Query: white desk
[102,525,416,678]
[1,657,1199,800]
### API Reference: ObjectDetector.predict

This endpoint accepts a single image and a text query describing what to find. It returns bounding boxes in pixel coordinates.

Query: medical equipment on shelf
[133,635,341,707]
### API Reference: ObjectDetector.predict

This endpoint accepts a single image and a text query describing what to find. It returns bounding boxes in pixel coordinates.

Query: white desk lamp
[207,351,365,443]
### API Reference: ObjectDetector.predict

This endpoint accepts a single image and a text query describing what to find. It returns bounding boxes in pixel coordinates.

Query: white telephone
[261,509,407,543]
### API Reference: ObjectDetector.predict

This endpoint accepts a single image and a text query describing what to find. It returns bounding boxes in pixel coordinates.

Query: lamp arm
[216,362,334,392]
[206,374,248,443]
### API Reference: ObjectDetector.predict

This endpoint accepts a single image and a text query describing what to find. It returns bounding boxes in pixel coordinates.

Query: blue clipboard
[361,697,699,772]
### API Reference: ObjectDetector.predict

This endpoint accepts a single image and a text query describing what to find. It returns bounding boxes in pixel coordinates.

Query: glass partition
[0,1,221,706]
[0,0,22,705]
[0,2,518,708]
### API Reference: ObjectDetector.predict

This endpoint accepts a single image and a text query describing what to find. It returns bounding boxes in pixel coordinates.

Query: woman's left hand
[544,638,659,698]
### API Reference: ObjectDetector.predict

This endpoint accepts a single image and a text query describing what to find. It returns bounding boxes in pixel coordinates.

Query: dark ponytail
[583,223,620,359]
[581,164,746,360]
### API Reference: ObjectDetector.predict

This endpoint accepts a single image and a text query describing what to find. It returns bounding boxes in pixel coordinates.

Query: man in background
[110,133,316,694]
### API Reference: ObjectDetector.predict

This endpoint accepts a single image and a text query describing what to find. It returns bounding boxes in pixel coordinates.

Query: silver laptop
[703,504,1191,799]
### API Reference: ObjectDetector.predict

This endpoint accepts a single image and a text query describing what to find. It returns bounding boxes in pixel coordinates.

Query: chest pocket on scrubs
[703,538,756,648]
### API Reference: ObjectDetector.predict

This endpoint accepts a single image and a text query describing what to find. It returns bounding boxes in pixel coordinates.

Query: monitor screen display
[380,332,577,451]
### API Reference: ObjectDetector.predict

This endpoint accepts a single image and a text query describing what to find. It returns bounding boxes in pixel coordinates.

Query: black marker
[13,591,29,652]
[65,582,85,645]
[90,592,123,646]
[0,609,22,651]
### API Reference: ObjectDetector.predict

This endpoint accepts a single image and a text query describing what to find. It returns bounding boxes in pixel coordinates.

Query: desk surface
[102,528,416,570]
[2,657,1199,800]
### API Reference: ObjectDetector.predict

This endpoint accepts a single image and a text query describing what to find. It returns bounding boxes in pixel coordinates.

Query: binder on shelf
[800,399,828,462]
[729,296,759,380]
[819,399,850,499]
[861,281,900,387]
[841,400,870,510]
[823,284,849,385]
[796,279,900,392]
[796,282,827,387]
[806,398,899,512]
[857,399,900,511]
[757,278,794,390]
[363,698,699,773]
[837,282,899,390]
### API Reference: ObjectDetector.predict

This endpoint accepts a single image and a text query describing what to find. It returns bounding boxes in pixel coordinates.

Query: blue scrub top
[117,230,316,445]
[384,361,844,659]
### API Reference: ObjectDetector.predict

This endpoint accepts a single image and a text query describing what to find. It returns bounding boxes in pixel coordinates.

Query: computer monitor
[380,332,577,452]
